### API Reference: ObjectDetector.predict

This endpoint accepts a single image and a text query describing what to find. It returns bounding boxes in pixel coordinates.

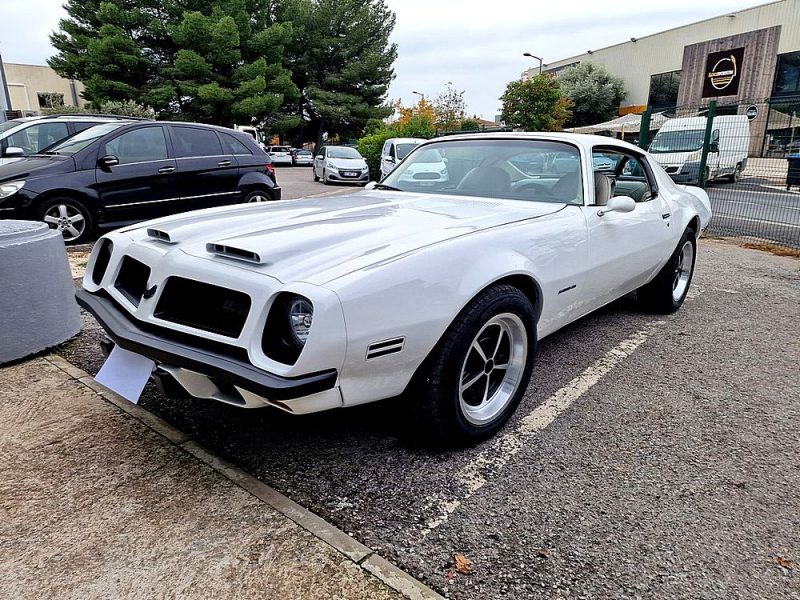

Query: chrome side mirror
[598,195,636,216]
[3,146,24,157]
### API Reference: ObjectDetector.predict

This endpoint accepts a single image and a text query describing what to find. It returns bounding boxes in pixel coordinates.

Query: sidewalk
[0,355,441,600]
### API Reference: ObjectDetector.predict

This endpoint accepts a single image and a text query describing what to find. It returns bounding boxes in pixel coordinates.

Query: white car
[266,145,293,166]
[313,146,369,185]
[393,147,448,186]
[78,133,711,444]
[380,137,425,179]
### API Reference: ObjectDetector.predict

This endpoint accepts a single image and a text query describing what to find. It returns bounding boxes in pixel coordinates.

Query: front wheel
[409,284,536,445]
[313,167,320,182]
[39,197,93,244]
[638,230,696,313]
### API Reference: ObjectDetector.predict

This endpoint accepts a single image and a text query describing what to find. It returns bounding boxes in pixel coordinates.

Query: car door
[380,141,394,178]
[314,147,326,178]
[581,148,676,310]
[169,125,240,211]
[94,125,179,224]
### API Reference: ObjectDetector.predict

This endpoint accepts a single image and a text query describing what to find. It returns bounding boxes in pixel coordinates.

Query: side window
[172,126,223,158]
[7,122,69,154]
[382,141,390,156]
[220,133,252,155]
[389,143,396,159]
[593,149,653,203]
[105,127,168,164]
[72,121,104,134]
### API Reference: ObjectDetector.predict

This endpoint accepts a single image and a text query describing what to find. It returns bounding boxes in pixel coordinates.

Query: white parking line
[420,320,665,536]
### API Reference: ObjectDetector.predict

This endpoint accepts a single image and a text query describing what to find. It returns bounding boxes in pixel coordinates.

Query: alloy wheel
[43,203,86,242]
[458,313,528,426]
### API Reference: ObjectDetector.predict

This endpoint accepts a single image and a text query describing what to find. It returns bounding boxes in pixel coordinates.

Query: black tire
[322,169,330,185]
[408,284,537,445]
[38,196,93,244]
[638,229,697,314]
[244,189,272,203]
[313,168,320,182]
[726,163,742,183]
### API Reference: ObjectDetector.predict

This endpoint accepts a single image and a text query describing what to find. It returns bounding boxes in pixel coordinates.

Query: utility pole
[0,50,12,123]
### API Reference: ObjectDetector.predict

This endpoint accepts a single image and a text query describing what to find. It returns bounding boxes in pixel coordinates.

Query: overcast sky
[1,0,760,118]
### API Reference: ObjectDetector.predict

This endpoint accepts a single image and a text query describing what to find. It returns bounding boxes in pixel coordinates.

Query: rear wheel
[39,197,93,244]
[245,189,271,203]
[638,229,696,313]
[409,284,536,445]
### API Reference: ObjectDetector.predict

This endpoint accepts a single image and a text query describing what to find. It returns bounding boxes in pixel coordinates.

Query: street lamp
[411,90,425,100]
[523,52,544,76]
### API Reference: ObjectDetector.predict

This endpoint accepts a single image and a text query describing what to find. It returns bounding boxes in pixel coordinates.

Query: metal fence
[639,98,800,249]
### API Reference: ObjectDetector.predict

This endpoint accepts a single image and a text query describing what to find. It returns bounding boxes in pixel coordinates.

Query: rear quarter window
[172,126,223,157]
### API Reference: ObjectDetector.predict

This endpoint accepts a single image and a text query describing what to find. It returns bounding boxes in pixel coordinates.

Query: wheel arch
[34,188,99,220]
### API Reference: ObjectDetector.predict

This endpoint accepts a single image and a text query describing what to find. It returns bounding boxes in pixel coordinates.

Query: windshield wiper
[373,183,403,191]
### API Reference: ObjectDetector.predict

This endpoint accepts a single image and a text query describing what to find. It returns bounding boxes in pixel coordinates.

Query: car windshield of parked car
[271,146,290,153]
[297,150,312,156]
[649,129,705,154]
[381,139,584,205]
[396,143,417,160]
[43,123,125,156]
[327,147,362,159]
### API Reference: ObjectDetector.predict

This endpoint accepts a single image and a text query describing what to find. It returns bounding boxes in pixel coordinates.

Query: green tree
[274,0,397,149]
[500,75,572,131]
[558,62,626,127]
[432,84,466,132]
[460,117,481,131]
[48,0,298,126]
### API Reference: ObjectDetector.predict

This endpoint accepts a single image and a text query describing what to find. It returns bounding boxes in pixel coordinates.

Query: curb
[44,354,444,600]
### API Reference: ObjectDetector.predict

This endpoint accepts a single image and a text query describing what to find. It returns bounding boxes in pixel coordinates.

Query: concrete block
[0,220,80,364]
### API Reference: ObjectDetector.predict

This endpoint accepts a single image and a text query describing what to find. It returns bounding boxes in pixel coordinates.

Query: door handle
[217,160,231,167]
[662,213,671,220]
[158,166,175,174]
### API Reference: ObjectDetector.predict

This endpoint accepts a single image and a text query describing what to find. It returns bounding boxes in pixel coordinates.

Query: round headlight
[288,297,313,346]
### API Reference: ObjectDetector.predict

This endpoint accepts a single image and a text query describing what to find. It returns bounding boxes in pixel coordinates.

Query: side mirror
[98,155,120,170]
[316,155,324,160]
[709,141,719,153]
[364,181,377,190]
[383,155,395,163]
[3,146,24,157]
[598,195,636,216]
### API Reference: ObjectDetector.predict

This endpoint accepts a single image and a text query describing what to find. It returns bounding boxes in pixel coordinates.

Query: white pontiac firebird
[78,133,711,443]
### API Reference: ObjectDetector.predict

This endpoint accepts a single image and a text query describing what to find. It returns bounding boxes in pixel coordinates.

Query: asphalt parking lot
[62,190,800,600]
[276,163,361,200]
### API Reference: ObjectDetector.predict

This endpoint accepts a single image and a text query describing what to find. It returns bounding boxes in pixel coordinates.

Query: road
[64,209,800,598]
[276,163,359,200]
[706,173,800,248]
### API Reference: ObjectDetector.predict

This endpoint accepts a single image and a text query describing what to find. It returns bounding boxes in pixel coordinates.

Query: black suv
[0,121,280,242]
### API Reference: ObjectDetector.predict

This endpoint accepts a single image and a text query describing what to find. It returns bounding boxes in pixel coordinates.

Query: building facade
[2,63,85,117]
[525,0,800,155]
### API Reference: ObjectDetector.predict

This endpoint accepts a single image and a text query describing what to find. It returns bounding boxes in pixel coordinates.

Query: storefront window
[648,71,681,108]
[773,52,800,97]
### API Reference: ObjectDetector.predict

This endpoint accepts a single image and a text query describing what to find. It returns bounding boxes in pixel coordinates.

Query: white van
[380,137,425,179]
[649,115,750,184]
[233,124,267,150]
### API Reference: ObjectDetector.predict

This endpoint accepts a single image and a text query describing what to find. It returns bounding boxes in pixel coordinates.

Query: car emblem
[142,284,158,299]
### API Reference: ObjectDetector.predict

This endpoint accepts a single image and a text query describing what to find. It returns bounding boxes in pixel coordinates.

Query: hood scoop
[207,242,263,265]
[147,228,176,243]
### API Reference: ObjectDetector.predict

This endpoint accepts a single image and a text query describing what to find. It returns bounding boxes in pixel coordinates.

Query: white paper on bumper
[95,346,155,404]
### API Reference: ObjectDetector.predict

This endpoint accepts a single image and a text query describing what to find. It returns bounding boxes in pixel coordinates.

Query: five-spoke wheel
[40,198,92,243]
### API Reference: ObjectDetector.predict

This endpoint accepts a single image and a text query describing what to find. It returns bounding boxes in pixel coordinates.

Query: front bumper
[328,170,369,183]
[76,289,337,402]
[667,162,701,185]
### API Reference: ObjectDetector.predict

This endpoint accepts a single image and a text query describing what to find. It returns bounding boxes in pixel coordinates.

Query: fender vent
[207,243,262,264]
[366,337,405,360]
[147,228,173,243]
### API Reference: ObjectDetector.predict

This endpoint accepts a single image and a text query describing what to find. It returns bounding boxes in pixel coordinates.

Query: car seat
[593,172,615,206]
[456,166,511,195]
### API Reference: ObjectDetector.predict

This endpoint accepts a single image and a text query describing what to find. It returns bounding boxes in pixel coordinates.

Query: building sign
[745,105,758,120]
[702,47,745,98]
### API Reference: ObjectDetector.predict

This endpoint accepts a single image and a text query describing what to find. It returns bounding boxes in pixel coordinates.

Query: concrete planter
[0,221,81,364]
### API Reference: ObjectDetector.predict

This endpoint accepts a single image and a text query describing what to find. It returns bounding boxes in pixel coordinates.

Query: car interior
[591,150,653,204]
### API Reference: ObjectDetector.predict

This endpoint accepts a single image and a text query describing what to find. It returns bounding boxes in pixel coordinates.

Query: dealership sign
[702,47,745,98]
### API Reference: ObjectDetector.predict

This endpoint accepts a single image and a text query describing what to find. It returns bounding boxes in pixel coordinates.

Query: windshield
[297,150,311,156]
[44,122,125,155]
[327,146,362,159]
[271,146,290,152]
[381,139,583,205]
[649,129,705,153]
[396,143,417,160]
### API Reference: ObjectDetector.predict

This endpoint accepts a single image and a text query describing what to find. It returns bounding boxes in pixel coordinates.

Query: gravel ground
[62,237,799,600]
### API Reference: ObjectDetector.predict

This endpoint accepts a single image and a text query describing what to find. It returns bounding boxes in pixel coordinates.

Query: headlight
[327,161,337,169]
[288,296,313,346]
[0,180,25,199]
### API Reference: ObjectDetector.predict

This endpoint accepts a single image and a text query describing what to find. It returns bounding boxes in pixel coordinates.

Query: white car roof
[387,137,426,144]
[417,131,645,154]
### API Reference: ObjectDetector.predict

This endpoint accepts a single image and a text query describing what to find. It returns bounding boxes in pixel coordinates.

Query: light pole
[523,52,544,76]
[411,90,426,102]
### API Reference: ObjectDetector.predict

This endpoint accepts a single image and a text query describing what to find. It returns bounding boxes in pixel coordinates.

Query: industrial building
[0,62,85,120]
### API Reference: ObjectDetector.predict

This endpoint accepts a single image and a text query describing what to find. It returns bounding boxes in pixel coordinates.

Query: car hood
[327,157,367,170]
[127,192,566,285]
[0,155,74,183]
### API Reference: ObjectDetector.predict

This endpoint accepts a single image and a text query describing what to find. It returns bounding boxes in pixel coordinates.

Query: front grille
[413,172,439,180]
[114,256,151,306]
[155,277,251,338]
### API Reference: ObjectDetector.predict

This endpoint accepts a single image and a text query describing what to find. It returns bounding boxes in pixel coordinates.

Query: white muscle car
[78,133,711,443]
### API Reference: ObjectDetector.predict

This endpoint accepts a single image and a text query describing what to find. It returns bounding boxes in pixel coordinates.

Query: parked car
[291,149,314,166]
[392,146,448,186]
[0,121,280,243]
[233,124,267,150]
[313,146,369,185]
[649,115,750,184]
[77,133,710,444]
[0,114,140,166]
[266,145,293,166]
[380,137,425,179]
